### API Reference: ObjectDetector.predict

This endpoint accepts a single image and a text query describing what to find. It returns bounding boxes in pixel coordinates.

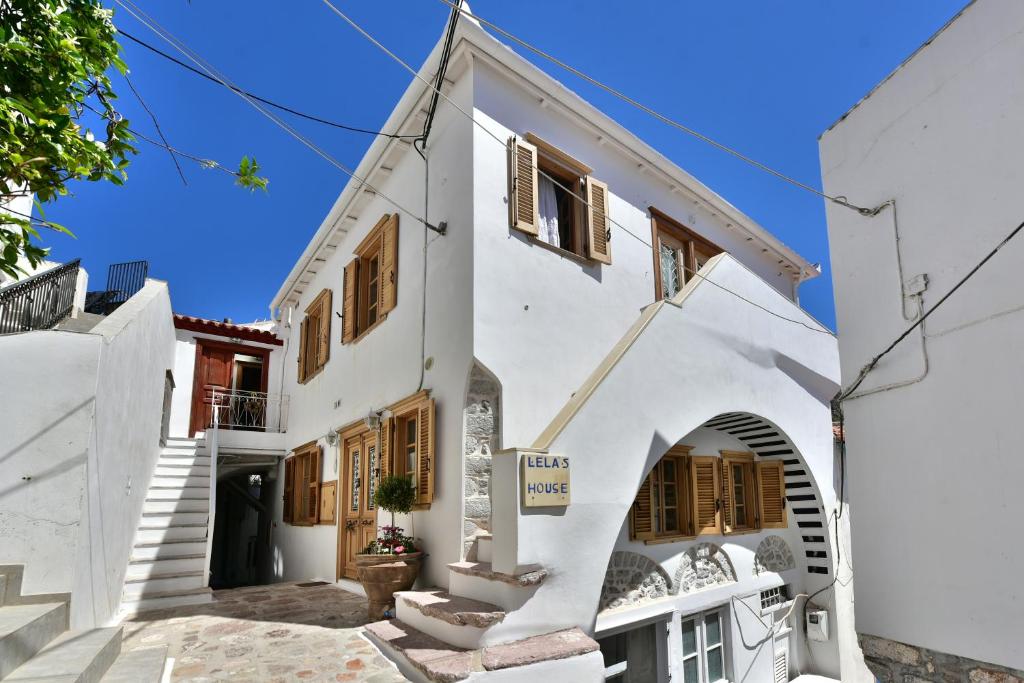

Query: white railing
[204,410,219,587]
[207,389,289,433]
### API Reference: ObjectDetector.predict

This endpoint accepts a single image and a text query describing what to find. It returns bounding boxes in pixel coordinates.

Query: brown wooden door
[339,431,379,580]
[189,345,234,436]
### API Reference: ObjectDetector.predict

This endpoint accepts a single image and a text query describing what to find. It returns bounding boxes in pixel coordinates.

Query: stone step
[123,572,204,599]
[480,627,601,676]
[365,619,473,682]
[150,474,210,489]
[139,512,209,527]
[447,562,546,613]
[145,487,210,501]
[101,645,168,682]
[0,602,69,678]
[143,498,209,514]
[157,454,210,467]
[159,444,202,456]
[154,464,211,477]
[119,588,212,617]
[475,534,492,564]
[125,556,205,581]
[6,626,122,683]
[131,541,207,562]
[135,526,207,544]
[396,589,504,650]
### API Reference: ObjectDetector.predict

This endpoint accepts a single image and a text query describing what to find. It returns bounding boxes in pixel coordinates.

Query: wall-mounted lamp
[325,431,339,446]
[363,408,393,431]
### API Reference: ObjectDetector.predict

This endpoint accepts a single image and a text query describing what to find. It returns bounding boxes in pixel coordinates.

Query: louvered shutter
[691,456,721,534]
[507,136,539,236]
[283,457,294,523]
[757,461,787,529]
[297,318,308,383]
[415,398,435,505]
[317,290,332,369]
[342,258,358,343]
[308,446,322,524]
[630,471,656,541]
[380,214,398,317]
[774,650,788,683]
[721,460,735,533]
[586,177,612,264]
[378,416,393,480]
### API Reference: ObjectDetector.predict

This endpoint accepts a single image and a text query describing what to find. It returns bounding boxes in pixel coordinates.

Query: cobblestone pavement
[120,582,408,682]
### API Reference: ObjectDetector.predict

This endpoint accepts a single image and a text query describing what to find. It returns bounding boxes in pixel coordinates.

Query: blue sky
[43,1,966,329]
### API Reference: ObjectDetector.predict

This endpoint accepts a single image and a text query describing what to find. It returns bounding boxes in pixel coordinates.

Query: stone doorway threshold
[120,581,407,682]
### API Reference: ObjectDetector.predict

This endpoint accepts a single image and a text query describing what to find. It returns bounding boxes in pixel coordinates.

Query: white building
[0,7,865,683]
[820,0,1024,679]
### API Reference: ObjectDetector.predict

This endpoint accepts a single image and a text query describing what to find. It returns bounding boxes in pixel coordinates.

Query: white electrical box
[806,610,829,642]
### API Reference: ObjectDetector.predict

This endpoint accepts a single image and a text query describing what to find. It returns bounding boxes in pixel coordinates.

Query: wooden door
[339,430,379,580]
[190,345,234,436]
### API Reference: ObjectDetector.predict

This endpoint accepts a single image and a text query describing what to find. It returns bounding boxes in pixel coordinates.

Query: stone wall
[753,535,796,574]
[463,364,500,557]
[672,543,736,595]
[600,551,672,610]
[860,634,1024,683]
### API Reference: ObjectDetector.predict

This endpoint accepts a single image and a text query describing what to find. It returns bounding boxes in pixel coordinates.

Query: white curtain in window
[537,175,560,248]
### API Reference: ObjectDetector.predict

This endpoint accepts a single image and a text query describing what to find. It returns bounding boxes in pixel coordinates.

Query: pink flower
[393,545,405,555]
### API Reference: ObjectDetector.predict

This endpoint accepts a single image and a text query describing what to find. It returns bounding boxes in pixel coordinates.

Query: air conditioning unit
[806,609,829,642]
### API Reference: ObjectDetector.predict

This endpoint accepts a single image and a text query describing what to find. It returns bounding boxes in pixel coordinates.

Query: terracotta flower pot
[355,551,423,620]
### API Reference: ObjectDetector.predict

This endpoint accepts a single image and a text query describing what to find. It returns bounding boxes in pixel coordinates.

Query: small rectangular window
[760,585,791,611]
[651,208,723,300]
[681,608,729,683]
[381,392,435,507]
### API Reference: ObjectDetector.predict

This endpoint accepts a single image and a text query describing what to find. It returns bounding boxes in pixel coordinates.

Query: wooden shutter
[307,446,322,524]
[507,136,539,236]
[342,258,358,343]
[283,457,294,523]
[721,459,735,533]
[757,461,787,529]
[691,456,721,535]
[630,471,656,541]
[586,177,612,264]
[317,290,332,368]
[380,214,398,317]
[297,318,308,383]
[378,416,393,480]
[415,398,435,506]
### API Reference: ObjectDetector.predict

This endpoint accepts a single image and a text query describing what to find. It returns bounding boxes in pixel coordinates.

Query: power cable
[432,0,877,215]
[117,29,420,139]
[317,0,832,336]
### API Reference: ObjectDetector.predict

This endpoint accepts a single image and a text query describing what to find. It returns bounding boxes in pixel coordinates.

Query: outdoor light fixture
[325,431,339,446]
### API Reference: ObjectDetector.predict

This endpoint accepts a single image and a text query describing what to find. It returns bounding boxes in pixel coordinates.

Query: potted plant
[355,475,423,619]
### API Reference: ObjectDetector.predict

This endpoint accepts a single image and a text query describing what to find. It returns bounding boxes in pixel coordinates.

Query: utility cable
[318,0,832,336]
[432,0,876,215]
[117,29,419,139]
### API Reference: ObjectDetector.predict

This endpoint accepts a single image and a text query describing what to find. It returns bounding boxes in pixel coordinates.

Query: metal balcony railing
[208,389,289,433]
[0,259,81,335]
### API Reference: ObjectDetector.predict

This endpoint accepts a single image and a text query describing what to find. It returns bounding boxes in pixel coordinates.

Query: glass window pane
[705,612,721,646]
[707,646,724,682]
[680,619,697,656]
[664,510,678,532]
[367,445,377,510]
[660,243,680,298]
[682,656,699,683]
[350,449,360,512]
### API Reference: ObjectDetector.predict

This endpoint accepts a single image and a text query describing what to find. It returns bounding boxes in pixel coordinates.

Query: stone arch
[753,535,795,574]
[672,543,736,595]
[600,551,672,610]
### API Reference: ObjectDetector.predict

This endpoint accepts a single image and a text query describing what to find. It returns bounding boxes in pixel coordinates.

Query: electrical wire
[0,205,65,231]
[114,0,443,238]
[432,0,876,215]
[117,29,420,139]
[317,0,832,336]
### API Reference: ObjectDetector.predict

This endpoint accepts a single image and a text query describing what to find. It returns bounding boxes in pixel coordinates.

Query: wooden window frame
[382,390,436,509]
[649,207,723,301]
[297,289,331,383]
[284,441,321,526]
[680,608,730,683]
[344,213,399,345]
[721,450,758,535]
[631,445,698,544]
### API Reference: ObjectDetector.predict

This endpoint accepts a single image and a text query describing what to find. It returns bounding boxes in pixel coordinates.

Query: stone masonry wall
[463,364,500,557]
[860,633,1024,683]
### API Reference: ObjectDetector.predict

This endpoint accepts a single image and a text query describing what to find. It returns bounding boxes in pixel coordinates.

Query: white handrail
[203,390,220,587]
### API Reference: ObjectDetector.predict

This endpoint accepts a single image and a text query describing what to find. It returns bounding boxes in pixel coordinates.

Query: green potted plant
[355,475,424,619]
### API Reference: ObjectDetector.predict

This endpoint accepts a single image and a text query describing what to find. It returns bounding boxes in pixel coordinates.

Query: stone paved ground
[120,582,408,682]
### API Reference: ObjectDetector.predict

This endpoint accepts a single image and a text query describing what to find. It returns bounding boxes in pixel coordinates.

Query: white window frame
[679,607,729,683]
[597,615,671,683]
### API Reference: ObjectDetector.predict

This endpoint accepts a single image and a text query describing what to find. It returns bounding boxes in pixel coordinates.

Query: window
[283,442,321,525]
[507,133,612,264]
[630,448,786,542]
[297,288,332,383]
[681,609,727,683]
[159,370,174,446]
[760,585,791,611]
[342,213,398,343]
[379,391,436,507]
[597,622,663,682]
[651,208,723,300]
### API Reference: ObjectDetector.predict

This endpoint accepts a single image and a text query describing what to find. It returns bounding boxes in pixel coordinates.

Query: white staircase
[0,565,167,682]
[120,436,213,616]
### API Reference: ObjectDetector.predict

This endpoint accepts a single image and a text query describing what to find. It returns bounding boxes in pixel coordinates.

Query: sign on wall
[521,453,570,507]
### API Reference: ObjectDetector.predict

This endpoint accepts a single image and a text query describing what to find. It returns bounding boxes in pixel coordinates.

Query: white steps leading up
[395,589,505,650]
[119,437,213,617]
[447,561,547,613]
[100,645,169,682]
[0,602,69,678]
[5,626,123,682]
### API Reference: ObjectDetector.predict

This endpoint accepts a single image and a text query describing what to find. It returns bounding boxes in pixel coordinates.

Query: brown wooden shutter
[380,214,398,317]
[378,416,393,480]
[586,177,612,264]
[317,290,332,368]
[507,136,539,236]
[757,461,787,529]
[342,258,358,343]
[691,456,721,535]
[297,318,308,383]
[721,459,735,533]
[630,471,656,541]
[308,446,322,524]
[415,398,435,505]
[283,457,294,523]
